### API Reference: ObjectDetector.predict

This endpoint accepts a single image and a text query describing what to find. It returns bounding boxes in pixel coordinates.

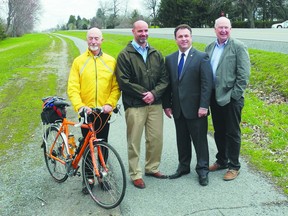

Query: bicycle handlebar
[74,104,121,128]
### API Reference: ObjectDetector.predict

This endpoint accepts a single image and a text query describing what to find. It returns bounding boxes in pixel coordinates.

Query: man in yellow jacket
[67,27,120,194]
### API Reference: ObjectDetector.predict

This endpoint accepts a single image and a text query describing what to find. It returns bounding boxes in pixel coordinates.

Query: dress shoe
[145,171,168,179]
[169,170,190,179]
[82,178,94,195]
[199,175,209,186]
[223,169,239,181]
[133,178,145,189]
[209,162,228,172]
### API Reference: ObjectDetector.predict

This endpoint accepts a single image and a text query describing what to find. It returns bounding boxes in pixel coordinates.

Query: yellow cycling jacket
[67,49,120,112]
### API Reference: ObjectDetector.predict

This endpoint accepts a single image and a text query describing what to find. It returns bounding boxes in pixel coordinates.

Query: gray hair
[214,17,231,28]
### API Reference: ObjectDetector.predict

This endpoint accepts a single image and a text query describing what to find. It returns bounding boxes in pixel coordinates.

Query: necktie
[178,53,185,79]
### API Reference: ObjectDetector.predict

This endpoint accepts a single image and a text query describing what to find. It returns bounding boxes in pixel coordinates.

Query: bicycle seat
[42,96,70,109]
[54,100,70,108]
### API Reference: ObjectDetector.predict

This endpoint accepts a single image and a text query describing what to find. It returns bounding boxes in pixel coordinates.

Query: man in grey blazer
[163,24,213,186]
[205,17,250,181]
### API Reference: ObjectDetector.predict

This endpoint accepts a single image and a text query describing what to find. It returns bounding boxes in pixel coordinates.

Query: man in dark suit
[163,24,213,186]
[205,17,250,181]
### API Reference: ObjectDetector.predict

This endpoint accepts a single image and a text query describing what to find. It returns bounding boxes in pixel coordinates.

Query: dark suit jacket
[163,47,213,119]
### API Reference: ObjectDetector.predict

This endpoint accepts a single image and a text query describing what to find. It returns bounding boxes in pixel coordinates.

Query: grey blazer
[205,38,250,106]
[163,48,213,119]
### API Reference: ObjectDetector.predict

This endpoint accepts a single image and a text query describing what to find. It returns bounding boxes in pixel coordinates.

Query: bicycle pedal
[67,170,74,177]
[73,166,80,176]
[65,159,73,176]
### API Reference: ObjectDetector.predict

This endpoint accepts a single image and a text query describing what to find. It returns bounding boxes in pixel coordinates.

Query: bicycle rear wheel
[82,141,126,209]
[43,125,68,183]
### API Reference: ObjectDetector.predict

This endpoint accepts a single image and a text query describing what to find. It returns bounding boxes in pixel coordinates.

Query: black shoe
[82,186,89,195]
[169,170,190,179]
[199,175,209,186]
[82,179,94,195]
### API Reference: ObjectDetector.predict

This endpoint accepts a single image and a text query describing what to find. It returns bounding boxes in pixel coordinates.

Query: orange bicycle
[40,96,126,209]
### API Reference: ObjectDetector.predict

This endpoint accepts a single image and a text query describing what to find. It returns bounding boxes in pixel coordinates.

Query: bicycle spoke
[43,126,68,183]
[82,141,126,209]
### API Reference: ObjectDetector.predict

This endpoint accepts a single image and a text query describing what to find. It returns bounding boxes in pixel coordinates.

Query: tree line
[61,0,288,30]
[0,0,288,39]
[0,0,40,38]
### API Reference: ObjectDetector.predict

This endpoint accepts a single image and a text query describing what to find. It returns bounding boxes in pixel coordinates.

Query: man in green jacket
[116,20,169,189]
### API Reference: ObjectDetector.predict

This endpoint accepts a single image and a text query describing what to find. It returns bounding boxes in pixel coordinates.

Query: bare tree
[238,0,258,28]
[106,0,123,28]
[6,0,41,37]
[6,0,14,33]
[110,0,121,19]
[99,0,111,28]
[144,0,158,26]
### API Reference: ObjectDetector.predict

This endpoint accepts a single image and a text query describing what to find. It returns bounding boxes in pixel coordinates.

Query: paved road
[102,28,288,54]
[59,33,288,216]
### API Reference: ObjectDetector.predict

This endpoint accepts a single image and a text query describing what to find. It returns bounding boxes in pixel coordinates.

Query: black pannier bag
[41,96,69,124]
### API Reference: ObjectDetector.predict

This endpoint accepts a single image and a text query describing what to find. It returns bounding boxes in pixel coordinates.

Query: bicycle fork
[90,141,108,180]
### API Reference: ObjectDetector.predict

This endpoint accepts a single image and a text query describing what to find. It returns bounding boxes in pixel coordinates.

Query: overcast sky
[37,0,143,31]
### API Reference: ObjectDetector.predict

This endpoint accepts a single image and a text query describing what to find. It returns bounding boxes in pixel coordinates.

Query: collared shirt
[210,40,228,85]
[132,40,149,62]
[178,46,192,66]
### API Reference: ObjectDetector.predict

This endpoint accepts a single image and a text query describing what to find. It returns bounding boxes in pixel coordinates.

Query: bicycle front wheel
[82,141,126,209]
[43,125,68,183]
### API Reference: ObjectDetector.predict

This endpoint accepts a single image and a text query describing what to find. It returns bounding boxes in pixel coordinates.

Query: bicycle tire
[43,125,68,183]
[82,141,126,209]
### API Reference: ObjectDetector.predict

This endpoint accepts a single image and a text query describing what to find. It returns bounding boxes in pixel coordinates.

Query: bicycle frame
[44,115,108,178]
[42,103,126,209]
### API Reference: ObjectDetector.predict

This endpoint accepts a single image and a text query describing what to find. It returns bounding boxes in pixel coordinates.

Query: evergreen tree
[158,0,200,27]
[67,15,76,29]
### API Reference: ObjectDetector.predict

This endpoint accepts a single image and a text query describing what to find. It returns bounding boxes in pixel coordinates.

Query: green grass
[0,33,79,158]
[1,31,288,195]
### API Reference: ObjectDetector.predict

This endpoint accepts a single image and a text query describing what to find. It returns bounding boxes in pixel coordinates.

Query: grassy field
[0,33,79,156]
[0,31,287,195]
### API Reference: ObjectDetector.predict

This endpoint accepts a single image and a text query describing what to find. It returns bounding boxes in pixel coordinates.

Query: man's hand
[164,108,173,118]
[78,106,92,114]
[198,107,208,118]
[103,104,113,114]
[142,92,155,104]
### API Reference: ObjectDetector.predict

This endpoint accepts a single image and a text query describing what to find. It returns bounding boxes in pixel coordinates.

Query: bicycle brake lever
[108,105,121,123]
[113,104,121,115]
[74,117,85,127]
[75,108,88,127]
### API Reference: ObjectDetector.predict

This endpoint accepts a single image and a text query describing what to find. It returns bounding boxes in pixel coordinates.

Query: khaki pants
[125,104,163,180]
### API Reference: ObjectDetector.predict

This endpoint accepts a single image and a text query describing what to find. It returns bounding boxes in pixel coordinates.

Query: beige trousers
[125,104,164,180]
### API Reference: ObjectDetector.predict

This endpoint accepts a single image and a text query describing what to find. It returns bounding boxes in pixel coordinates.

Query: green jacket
[116,42,169,110]
[205,38,250,106]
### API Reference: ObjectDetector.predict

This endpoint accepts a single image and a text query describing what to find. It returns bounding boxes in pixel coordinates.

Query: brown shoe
[209,162,228,172]
[223,169,240,181]
[145,171,168,179]
[133,178,146,189]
